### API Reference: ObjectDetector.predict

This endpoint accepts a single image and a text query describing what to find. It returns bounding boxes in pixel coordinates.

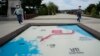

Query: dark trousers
[77,14,81,22]
[17,14,23,24]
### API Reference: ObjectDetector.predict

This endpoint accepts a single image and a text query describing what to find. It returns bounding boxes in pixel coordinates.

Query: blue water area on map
[58,25,95,38]
[0,38,40,56]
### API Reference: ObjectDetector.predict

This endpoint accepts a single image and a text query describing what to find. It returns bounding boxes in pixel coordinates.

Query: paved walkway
[0,14,100,38]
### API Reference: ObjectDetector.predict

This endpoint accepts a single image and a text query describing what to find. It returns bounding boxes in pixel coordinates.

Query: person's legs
[79,15,81,22]
[17,15,23,24]
[77,16,80,22]
[19,15,23,23]
[17,15,21,24]
[77,15,81,22]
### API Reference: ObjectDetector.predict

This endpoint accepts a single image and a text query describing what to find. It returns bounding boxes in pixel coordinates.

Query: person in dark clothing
[77,6,82,22]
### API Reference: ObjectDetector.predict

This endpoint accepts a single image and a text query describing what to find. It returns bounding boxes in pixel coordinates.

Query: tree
[47,2,58,15]
[38,4,48,15]
[85,4,96,15]
[21,0,42,14]
[96,2,100,15]
[0,0,8,16]
[91,7,97,17]
[85,1,100,18]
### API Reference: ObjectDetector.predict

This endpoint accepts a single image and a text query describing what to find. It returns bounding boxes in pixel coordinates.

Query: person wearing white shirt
[14,5,24,24]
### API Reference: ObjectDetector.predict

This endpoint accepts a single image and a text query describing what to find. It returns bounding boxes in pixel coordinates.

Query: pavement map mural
[0,25,100,56]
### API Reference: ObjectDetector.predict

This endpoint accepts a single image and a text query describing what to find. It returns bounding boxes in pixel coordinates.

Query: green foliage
[47,2,58,15]
[85,4,96,15]
[91,7,97,17]
[21,0,58,15]
[38,2,58,15]
[38,4,48,15]
[96,2,100,15]
[0,0,8,16]
[21,0,42,14]
[85,1,100,18]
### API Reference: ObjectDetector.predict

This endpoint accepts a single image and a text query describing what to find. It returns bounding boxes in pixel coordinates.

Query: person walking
[76,6,82,22]
[14,5,24,24]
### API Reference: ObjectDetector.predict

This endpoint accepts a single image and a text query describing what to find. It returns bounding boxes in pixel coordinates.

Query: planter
[24,14,36,19]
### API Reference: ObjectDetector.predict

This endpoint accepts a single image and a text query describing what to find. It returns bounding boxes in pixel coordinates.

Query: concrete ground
[0,14,100,38]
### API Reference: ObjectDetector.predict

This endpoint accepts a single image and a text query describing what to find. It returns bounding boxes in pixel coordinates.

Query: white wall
[7,0,21,20]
